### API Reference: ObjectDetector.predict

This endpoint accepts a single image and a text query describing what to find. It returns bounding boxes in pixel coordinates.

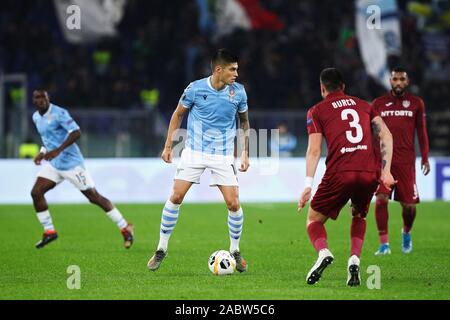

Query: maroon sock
[402,206,416,233]
[351,216,366,257]
[307,221,328,252]
[375,198,389,244]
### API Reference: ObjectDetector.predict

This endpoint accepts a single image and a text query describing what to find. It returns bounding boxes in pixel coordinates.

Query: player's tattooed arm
[371,121,381,136]
[372,116,397,190]
[371,116,393,171]
[238,110,250,155]
[380,143,387,169]
[238,110,250,172]
[44,130,81,161]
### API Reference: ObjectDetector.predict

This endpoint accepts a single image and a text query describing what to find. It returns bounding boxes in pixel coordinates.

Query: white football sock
[106,207,128,229]
[36,210,55,232]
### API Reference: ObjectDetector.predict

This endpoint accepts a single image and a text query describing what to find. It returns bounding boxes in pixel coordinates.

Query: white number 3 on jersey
[341,109,363,143]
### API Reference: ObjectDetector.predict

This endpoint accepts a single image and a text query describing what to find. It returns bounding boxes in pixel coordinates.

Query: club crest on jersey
[402,100,410,108]
[228,88,236,102]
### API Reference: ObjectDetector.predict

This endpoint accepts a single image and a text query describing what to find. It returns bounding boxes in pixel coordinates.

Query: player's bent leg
[148,180,193,271]
[81,188,134,249]
[218,185,247,273]
[82,188,113,211]
[31,177,59,249]
[31,177,56,212]
[347,210,366,286]
[306,208,333,285]
[400,202,416,253]
[375,194,391,255]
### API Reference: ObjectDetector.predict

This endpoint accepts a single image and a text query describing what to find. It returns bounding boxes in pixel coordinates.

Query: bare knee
[31,187,45,199]
[84,189,101,204]
[170,192,185,205]
[226,199,240,212]
[88,195,99,205]
[376,194,389,205]
[401,203,416,214]
[350,204,367,218]
[351,210,366,219]
[307,208,328,226]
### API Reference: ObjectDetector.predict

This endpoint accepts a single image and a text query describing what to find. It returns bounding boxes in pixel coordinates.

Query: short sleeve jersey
[306,91,379,174]
[32,104,84,170]
[179,76,248,156]
[372,92,429,165]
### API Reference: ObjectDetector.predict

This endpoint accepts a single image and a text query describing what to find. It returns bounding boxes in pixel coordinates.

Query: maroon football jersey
[307,91,379,174]
[372,92,429,165]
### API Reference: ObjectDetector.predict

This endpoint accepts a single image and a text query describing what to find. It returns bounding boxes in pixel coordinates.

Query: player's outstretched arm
[298,133,322,212]
[161,103,188,163]
[44,130,81,161]
[238,110,250,172]
[371,116,396,190]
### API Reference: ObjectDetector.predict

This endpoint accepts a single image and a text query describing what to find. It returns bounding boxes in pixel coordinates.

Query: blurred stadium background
[1,0,450,301]
[0,0,449,203]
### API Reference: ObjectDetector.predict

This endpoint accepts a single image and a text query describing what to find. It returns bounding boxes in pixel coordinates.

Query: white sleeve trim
[238,107,248,113]
[67,128,80,134]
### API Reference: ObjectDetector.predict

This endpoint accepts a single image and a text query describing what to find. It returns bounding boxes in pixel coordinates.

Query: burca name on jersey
[331,98,356,109]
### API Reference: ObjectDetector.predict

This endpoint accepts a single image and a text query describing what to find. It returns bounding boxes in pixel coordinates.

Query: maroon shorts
[376,163,419,203]
[311,171,378,220]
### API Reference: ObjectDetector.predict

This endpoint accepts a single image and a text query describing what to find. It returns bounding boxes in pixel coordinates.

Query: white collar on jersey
[207,76,228,92]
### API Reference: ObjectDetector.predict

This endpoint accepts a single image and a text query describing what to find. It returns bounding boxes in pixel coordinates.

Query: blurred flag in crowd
[355,0,401,89]
[54,0,127,44]
[196,0,284,38]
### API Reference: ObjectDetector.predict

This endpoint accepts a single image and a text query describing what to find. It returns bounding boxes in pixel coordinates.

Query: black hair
[319,68,345,92]
[211,48,238,70]
[33,87,48,93]
[391,66,407,74]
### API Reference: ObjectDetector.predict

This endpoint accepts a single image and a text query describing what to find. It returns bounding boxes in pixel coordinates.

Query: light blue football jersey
[32,104,84,170]
[179,76,248,156]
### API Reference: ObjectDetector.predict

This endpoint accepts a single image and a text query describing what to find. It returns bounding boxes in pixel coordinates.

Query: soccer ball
[208,250,236,275]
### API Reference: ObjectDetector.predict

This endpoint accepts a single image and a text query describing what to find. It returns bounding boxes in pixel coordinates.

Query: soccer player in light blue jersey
[30,89,134,249]
[147,49,250,272]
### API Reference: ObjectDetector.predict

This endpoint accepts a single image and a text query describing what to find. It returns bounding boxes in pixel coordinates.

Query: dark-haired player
[298,68,396,286]
[372,67,430,255]
[31,89,134,249]
[147,49,250,272]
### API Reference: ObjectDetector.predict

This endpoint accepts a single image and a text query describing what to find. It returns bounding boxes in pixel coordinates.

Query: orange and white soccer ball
[208,250,236,275]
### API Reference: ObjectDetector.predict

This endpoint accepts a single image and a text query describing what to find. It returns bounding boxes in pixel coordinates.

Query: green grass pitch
[0,201,449,300]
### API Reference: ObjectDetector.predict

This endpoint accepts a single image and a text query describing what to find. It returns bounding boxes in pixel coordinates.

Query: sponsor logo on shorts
[340,144,368,154]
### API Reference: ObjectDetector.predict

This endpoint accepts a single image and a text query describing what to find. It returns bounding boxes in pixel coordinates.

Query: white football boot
[306,248,334,285]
